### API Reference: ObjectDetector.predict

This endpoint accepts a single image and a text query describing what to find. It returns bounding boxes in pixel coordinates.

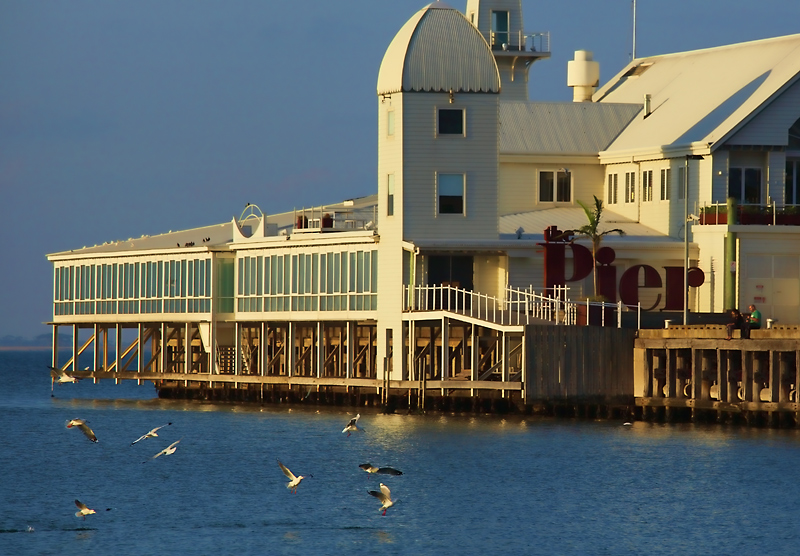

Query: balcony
[482,30,550,55]
[698,203,800,226]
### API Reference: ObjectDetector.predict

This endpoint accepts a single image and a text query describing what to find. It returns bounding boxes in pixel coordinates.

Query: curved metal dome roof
[377,2,500,95]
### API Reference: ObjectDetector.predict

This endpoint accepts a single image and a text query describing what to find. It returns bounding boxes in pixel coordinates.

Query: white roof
[377,2,500,95]
[596,34,800,154]
[48,195,379,258]
[500,101,641,155]
[499,207,674,240]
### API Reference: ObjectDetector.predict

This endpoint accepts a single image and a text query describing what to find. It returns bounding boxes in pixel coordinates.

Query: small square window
[438,173,465,214]
[438,109,464,135]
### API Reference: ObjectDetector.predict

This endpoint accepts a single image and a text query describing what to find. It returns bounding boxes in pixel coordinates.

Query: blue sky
[1,0,798,339]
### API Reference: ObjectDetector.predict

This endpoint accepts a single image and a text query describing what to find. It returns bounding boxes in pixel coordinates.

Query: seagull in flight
[66,419,97,443]
[147,439,181,462]
[368,483,396,516]
[74,499,110,519]
[49,366,79,384]
[277,459,311,493]
[359,463,403,476]
[342,414,362,436]
[131,423,173,445]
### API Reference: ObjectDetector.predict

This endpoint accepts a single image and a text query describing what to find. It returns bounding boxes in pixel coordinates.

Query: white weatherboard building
[48,1,800,395]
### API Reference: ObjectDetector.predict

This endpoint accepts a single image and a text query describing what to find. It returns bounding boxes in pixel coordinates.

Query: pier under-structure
[636,326,800,426]
[49,293,640,417]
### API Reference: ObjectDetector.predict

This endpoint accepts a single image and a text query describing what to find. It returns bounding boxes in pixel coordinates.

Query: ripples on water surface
[2,350,800,555]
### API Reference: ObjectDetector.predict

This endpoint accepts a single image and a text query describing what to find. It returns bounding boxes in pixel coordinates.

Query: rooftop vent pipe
[567,50,600,102]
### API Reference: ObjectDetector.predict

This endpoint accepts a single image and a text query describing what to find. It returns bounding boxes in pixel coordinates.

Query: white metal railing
[403,284,573,326]
[576,298,642,329]
[484,30,550,53]
[404,284,641,329]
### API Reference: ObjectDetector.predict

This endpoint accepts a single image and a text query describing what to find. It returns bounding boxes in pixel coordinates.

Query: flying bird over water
[359,463,403,476]
[277,459,310,493]
[342,414,362,436]
[49,366,79,384]
[74,499,110,519]
[147,439,181,462]
[131,423,173,445]
[368,483,396,516]
[65,419,97,443]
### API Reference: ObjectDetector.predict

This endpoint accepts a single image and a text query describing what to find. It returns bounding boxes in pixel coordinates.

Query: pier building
[47,2,800,419]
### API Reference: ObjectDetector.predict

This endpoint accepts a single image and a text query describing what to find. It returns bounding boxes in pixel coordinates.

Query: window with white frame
[729,167,762,204]
[660,168,671,200]
[437,108,464,136]
[539,170,571,203]
[438,173,465,214]
[607,174,618,204]
[624,172,635,203]
[642,170,653,202]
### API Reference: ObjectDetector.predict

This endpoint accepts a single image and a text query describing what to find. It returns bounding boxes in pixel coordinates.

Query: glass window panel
[744,168,761,204]
[363,251,371,293]
[264,256,271,295]
[283,255,291,295]
[293,255,299,294]
[387,174,395,216]
[439,173,464,214]
[371,251,378,293]
[357,251,364,293]
[438,109,463,135]
[539,171,554,202]
[257,256,263,296]
[387,110,395,136]
[306,254,312,295]
[556,171,571,202]
[333,253,340,293]
[349,252,356,293]
[728,168,742,201]
[319,253,328,293]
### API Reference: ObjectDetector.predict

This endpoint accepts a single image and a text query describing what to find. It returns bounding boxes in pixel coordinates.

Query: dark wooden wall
[525,326,636,402]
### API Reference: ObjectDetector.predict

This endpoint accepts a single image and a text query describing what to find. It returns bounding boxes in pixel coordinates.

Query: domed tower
[375,1,501,380]
[465,0,550,100]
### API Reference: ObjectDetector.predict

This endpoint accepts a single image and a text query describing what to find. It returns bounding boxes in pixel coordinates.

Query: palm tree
[573,195,625,299]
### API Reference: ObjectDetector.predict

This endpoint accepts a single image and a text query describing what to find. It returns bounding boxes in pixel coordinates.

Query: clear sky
[1,0,798,339]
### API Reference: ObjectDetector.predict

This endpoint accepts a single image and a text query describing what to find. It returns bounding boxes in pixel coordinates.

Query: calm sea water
[2,350,800,556]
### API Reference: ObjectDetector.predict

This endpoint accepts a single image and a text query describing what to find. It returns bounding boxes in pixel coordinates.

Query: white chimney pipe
[567,50,600,102]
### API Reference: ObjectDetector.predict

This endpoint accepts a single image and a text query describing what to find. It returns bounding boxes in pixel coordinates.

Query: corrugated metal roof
[377,2,500,95]
[499,207,673,240]
[48,195,379,258]
[499,101,641,154]
[596,33,800,152]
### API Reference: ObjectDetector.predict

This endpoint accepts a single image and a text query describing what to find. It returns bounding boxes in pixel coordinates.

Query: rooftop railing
[293,206,377,233]
[483,30,550,54]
